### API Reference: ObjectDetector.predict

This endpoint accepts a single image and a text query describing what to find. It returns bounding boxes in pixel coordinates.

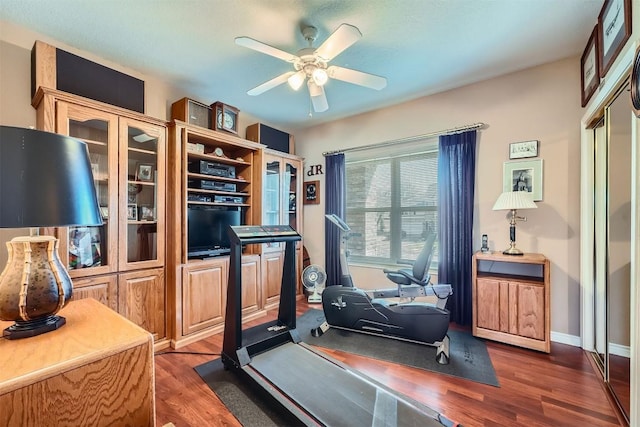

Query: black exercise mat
[297,308,499,387]
[194,309,487,426]
[194,358,299,427]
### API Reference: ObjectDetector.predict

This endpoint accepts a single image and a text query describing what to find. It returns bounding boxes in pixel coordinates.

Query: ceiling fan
[235,23,387,113]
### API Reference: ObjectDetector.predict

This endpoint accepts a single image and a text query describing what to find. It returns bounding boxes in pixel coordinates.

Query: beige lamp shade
[492,191,537,211]
[492,191,537,256]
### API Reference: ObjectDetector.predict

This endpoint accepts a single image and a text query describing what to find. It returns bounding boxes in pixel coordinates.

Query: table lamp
[0,126,102,339]
[492,191,537,255]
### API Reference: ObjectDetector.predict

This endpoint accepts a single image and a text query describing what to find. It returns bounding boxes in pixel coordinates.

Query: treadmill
[221,224,457,427]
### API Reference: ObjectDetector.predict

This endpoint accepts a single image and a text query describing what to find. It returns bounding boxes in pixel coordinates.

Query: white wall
[296,57,583,338]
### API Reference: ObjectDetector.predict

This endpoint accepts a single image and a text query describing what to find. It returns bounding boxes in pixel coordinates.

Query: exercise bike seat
[383,233,436,287]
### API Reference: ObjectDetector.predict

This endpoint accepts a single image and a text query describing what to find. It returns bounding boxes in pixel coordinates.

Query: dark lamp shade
[0,126,102,228]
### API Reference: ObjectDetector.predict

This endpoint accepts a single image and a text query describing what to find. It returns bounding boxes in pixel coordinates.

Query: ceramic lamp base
[0,235,72,339]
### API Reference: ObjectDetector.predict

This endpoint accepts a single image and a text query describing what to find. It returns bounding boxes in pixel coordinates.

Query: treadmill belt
[248,342,444,427]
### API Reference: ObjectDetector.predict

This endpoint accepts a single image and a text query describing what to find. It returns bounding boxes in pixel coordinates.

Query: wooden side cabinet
[0,298,155,426]
[472,251,550,353]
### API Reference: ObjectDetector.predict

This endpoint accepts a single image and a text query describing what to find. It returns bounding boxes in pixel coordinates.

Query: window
[345,137,439,267]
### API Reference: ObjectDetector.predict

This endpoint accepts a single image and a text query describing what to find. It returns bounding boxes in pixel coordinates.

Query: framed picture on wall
[304,181,320,205]
[503,159,543,201]
[581,25,600,107]
[598,0,632,78]
[509,140,539,159]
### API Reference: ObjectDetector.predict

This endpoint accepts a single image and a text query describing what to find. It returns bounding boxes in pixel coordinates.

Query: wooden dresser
[0,298,155,426]
[472,251,550,353]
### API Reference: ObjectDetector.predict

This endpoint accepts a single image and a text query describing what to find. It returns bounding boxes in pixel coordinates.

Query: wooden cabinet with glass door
[254,149,304,308]
[33,88,168,346]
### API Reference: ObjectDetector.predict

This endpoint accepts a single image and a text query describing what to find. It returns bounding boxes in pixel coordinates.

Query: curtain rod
[322,122,486,156]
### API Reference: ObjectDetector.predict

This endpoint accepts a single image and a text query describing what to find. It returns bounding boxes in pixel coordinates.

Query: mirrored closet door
[592,81,632,423]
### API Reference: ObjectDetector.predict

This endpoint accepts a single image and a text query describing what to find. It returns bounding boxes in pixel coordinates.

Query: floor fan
[302,265,326,304]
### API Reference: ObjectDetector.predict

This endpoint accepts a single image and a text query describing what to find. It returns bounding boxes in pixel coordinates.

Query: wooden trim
[175,120,265,151]
[264,147,305,161]
[32,40,56,96]
[33,87,166,127]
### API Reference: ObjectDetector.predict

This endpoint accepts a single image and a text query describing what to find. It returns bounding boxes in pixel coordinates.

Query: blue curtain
[324,153,345,286]
[437,130,477,325]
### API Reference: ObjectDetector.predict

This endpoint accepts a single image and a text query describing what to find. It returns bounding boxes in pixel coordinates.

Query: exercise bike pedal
[435,335,450,365]
[311,321,330,337]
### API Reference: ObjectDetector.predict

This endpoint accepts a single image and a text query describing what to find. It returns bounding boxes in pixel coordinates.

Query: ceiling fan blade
[235,36,298,63]
[327,65,387,90]
[247,72,295,96]
[315,24,362,62]
[308,80,328,112]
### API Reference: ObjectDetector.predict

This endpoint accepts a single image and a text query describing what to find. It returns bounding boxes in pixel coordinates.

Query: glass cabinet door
[285,161,298,230]
[119,118,165,270]
[264,159,282,226]
[56,102,119,278]
[264,158,282,249]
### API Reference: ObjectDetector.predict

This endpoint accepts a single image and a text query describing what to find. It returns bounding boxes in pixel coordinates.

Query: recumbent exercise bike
[317,214,452,364]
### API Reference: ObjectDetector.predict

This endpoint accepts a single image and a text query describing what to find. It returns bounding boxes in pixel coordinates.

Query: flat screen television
[187,206,241,258]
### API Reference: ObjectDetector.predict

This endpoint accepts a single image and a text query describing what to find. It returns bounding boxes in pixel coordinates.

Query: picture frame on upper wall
[509,140,539,159]
[304,181,320,205]
[503,159,543,202]
[598,0,632,78]
[581,25,600,107]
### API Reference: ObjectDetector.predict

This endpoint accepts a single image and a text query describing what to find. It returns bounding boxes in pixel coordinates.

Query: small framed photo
[91,163,100,180]
[127,203,138,221]
[304,181,320,205]
[135,163,154,182]
[581,25,600,107]
[598,0,632,78]
[68,226,102,269]
[503,159,543,201]
[99,206,109,219]
[289,192,296,212]
[509,140,538,159]
[139,206,154,221]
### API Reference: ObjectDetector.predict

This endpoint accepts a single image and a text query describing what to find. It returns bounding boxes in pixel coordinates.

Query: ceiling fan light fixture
[288,71,305,90]
[312,68,328,86]
[237,23,385,113]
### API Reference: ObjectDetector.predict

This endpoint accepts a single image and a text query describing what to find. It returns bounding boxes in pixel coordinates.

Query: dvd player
[189,179,237,192]
[214,195,244,203]
[188,160,236,178]
[187,194,212,202]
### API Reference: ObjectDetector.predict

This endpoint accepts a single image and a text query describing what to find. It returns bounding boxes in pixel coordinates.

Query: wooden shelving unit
[167,120,267,347]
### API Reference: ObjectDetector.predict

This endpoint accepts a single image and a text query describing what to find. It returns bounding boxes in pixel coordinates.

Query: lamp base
[503,247,524,256]
[2,315,66,340]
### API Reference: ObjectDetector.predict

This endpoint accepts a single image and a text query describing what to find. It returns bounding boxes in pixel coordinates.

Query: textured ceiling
[0,0,602,130]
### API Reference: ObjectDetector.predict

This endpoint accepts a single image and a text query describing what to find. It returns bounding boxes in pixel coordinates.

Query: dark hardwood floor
[154,301,623,427]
